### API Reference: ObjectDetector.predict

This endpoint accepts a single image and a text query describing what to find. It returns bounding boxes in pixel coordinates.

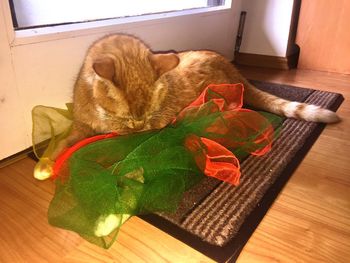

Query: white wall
[0,0,243,160]
[239,0,294,57]
[0,8,28,158]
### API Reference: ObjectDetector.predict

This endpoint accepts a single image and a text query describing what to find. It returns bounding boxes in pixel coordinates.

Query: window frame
[3,0,231,47]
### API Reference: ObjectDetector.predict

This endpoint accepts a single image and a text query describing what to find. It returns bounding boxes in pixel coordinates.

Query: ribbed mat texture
[141,81,343,262]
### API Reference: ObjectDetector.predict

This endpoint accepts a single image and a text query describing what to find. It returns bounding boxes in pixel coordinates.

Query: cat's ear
[93,57,115,81]
[150,53,179,76]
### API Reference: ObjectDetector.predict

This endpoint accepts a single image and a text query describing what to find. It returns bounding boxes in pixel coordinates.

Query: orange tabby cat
[35,33,340,180]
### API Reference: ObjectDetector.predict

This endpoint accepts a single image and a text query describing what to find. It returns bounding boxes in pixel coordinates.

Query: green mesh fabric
[33,84,282,248]
[48,128,204,248]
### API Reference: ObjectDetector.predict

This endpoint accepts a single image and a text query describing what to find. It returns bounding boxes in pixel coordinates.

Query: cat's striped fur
[34,34,340,180]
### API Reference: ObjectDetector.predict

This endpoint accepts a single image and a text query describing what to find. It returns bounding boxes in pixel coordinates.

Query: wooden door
[296,0,350,74]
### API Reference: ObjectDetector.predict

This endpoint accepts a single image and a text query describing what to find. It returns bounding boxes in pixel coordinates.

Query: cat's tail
[242,81,341,123]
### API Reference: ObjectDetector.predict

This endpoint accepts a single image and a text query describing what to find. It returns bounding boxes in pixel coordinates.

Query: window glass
[10,0,224,29]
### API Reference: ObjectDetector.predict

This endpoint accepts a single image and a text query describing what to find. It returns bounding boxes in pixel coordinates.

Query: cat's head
[88,35,179,134]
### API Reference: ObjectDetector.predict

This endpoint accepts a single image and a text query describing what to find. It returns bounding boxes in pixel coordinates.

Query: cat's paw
[94,214,130,237]
[33,157,55,180]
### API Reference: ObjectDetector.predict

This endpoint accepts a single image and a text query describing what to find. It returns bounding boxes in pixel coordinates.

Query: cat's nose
[133,120,145,130]
[127,119,145,130]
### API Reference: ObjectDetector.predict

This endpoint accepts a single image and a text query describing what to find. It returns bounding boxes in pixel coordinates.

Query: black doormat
[139,80,344,262]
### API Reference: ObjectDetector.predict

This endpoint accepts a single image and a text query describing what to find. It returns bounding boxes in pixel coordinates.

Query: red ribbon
[52,133,118,179]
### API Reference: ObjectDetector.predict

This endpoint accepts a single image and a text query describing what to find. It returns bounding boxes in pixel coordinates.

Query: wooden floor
[0,67,349,262]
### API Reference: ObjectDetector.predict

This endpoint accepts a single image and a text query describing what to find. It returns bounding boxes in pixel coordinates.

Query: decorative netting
[32,84,282,248]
